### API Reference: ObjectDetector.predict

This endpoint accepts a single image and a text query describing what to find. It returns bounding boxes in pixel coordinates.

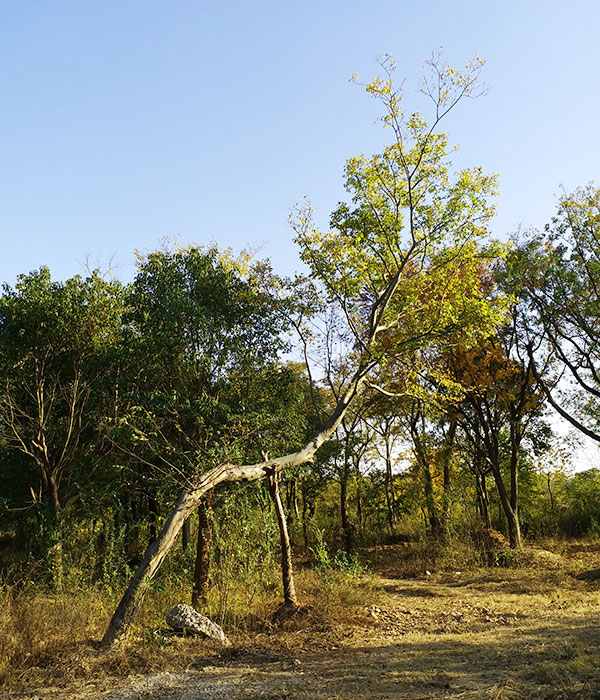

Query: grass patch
[2,536,600,698]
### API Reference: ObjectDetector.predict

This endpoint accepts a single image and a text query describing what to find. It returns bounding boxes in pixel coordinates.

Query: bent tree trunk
[102,241,416,646]
[101,367,367,646]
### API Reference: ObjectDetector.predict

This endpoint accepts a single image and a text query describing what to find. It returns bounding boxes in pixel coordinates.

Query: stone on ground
[166,603,230,645]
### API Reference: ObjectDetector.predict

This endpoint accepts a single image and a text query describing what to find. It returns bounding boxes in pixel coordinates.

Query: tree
[0,267,124,583]
[518,185,600,443]
[113,245,292,602]
[447,327,547,549]
[102,53,506,645]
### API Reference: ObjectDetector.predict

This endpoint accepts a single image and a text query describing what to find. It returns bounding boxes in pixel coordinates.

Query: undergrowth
[1,535,598,694]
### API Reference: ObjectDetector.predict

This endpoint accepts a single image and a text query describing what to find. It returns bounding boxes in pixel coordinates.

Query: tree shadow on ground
[210,615,600,700]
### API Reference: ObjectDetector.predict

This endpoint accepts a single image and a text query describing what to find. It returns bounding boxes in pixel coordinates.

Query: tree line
[1,54,599,644]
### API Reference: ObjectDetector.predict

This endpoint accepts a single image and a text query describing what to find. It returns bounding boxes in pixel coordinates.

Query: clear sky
[1,0,599,286]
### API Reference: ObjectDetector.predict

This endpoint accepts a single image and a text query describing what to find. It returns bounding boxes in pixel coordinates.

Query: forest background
[2,2,600,695]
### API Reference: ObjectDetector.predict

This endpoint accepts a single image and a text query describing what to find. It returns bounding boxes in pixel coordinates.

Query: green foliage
[4,55,600,634]
[518,184,600,438]
[558,469,600,536]
[209,483,280,625]
[311,530,369,583]
[113,245,296,491]
[294,55,508,377]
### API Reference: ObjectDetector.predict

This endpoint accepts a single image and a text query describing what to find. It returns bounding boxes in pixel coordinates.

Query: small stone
[166,603,230,646]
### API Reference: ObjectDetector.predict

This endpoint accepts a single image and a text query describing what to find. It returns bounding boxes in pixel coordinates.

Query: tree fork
[101,366,367,646]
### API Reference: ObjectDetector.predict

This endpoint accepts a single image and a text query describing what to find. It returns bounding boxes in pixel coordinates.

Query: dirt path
[23,567,600,700]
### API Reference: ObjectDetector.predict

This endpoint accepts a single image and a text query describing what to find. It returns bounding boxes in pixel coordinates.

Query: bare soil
[6,543,600,700]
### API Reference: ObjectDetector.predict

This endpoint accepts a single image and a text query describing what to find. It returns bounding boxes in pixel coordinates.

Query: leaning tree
[102,53,507,645]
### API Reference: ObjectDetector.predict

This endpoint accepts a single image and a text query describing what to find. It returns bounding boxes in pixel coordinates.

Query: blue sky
[1,0,599,286]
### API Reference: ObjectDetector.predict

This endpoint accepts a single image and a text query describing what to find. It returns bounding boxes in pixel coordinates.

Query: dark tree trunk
[102,351,369,646]
[384,433,395,535]
[147,491,159,546]
[475,472,492,529]
[182,517,191,551]
[509,418,521,541]
[302,495,315,553]
[286,479,299,521]
[355,472,363,539]
[340,463,354,553]
[547,472,556,529]
[192,496,212,609]
[410,410,443,538]
[467,399,522,550]
[489,458,522,549]
[423,460,442,536]
[441,419,457,537]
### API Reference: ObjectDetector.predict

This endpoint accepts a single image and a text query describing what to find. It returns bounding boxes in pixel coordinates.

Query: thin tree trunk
[302,495,315,553]
[410,411,442,537]
[268,471,298,607]
[441,419,457,537]
[182,517,191,551]
[147,491,159,546]
[489,459,522,549]
[286,479,299,521]
[102,363,368,646]
[191,496,212,609]
[475,472,492,529]
[384,432,395,535]
[302,494,309,553]
[355,472,363,539]
[509,419,522,541]
[547,472,556,527]
[340,463,354,553]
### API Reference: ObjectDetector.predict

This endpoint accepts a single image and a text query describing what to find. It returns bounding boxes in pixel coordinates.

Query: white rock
[166,603,230,645]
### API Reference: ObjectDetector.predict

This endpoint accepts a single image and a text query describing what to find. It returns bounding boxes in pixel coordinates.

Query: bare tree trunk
[475,472,492,529]
[147,491,159,546]
[384,432,395,535]
[423,460,442,536]
[509,419,522,543]
[268,471,298,607]
[182,517,191,551]
[547,472,556,531]
[355,472,363,539]
[489,459,522,549]
[286,479,299,521]
[102,365,367,646]
[192,496,213,609]
[410,412,442,537]
[302,495,315,553]
[441,419,456,538]
[340,460,354,553]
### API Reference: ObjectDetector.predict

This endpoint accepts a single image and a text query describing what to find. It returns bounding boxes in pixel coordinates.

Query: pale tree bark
[268,470,298,607]
[102,365,368,646]
[101,56,492,641]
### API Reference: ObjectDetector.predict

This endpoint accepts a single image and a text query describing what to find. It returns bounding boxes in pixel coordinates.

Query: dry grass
[2,538,600,699]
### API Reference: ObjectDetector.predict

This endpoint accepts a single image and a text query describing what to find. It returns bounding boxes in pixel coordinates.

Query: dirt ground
[6,544,600,700]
